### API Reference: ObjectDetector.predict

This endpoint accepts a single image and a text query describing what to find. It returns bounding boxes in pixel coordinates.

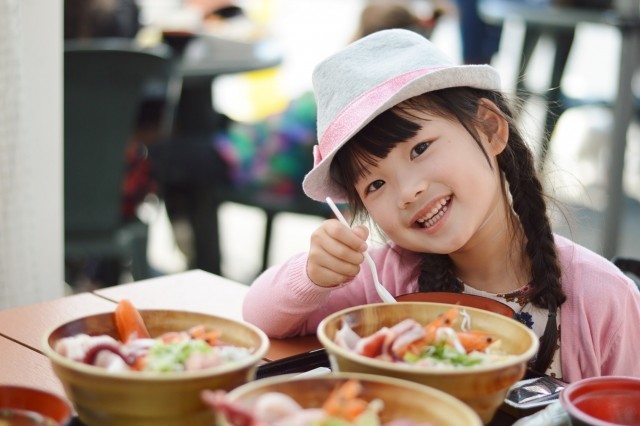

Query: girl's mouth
[416,196,451,229]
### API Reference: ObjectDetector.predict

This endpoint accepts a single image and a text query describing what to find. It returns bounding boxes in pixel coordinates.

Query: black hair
[329,87,566,373]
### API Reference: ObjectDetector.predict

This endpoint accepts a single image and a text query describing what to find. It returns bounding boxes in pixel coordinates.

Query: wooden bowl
[560,376,640,425]
[317,302,538,424]
[42,310,269,426]
[0,385,73,425]
[221,372,482,425]
[395,292,516,318]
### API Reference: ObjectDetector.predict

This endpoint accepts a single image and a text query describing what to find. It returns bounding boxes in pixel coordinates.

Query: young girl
[242,29,640,383]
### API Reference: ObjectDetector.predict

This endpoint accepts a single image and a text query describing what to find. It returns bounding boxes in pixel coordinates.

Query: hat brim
[302,64,501,203]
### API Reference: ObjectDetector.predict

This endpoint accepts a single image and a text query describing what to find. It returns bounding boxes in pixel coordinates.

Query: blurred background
[1,0,638,307]
[142,0,640,285]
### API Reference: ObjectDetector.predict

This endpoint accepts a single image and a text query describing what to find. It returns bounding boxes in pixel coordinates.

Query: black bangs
[332,107,422,189]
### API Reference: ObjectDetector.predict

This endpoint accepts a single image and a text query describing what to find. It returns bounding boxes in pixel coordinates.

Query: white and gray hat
[302,28,502,202]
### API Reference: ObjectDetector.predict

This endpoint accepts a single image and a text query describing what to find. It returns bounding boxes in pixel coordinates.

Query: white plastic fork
[326,197,397,303]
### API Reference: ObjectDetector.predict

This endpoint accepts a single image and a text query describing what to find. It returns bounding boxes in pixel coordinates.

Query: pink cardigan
[242,234,640,383]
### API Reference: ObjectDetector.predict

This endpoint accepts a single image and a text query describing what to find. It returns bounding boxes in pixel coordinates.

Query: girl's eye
[410,141,431,160]
[365,179,385,194]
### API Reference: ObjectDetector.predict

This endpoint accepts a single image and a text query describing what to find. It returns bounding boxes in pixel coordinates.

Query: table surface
[0,270,522,425]
[479,0,640,27]
[179,33,282,80]
[0,271,321,389]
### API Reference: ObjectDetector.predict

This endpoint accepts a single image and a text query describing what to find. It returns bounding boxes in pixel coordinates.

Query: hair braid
[497,115,566,373]
[417,254,460,292]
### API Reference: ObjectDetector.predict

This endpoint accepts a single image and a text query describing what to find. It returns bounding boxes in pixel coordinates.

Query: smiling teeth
[416,197,450,228]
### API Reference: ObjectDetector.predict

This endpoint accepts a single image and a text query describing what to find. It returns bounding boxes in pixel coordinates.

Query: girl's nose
[397,174,427,208]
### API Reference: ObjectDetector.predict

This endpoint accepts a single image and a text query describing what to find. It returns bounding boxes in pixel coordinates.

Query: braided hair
[330,87,566,373]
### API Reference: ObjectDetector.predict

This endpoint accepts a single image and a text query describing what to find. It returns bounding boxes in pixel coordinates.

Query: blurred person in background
[156,1,442,277]
[213,2,439,198]
[454,0,502,64]
[64,0,141,40]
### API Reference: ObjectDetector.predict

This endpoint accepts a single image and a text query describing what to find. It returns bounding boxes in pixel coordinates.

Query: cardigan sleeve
[242,243,421,338]
[598,279,640,377]
[556,235,640,382]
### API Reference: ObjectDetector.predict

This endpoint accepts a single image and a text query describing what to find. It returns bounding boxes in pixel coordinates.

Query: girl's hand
[307,219,369,288]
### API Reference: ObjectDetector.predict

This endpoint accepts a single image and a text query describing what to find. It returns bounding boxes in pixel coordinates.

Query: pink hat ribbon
[314,66,445,166]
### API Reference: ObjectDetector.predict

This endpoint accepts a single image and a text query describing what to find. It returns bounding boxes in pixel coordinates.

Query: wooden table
[93,270,322,360]
[0,336,66,399]
[0,270,320,398]
[0,293,116,354]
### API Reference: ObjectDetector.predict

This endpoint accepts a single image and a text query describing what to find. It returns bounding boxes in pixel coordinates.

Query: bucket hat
[302,28,502,202]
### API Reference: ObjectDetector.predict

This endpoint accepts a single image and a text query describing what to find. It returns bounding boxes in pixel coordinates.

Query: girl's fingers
[351,224,370,242]
[307,220,367,287]
[324,219,368,253]
[311,222,366,265]
[306,260,360,288]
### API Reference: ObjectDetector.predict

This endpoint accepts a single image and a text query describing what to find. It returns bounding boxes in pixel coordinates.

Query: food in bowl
[0,385,72,426]
[53,300,253,372]
[318,302,539,424]
[207,372,482,425]
[335,306,516,369]
[42,300,269,426]
[560,375,640,426]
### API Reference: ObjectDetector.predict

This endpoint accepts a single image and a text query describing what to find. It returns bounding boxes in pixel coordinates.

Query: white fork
[326,197,397,303]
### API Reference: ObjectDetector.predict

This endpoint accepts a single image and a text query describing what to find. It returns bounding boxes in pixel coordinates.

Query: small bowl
[220,372,482,425]
[395,291,516,318]
[560,376,640,425]
[42,310,269,426]
[317,302,538,424]
[0,385,73,425]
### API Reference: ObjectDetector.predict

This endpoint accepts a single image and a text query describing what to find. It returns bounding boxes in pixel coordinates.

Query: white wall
[0,0,64,308]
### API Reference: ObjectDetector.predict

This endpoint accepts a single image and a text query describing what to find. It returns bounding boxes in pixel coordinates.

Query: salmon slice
[114,299,150,342]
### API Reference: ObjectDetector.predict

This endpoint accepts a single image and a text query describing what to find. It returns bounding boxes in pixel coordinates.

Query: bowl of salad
[42,300,269,426]
[206,372,482,425]
[317,302,539,424]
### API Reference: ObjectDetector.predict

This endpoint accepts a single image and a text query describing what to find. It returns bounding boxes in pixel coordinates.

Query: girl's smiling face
[354,103,509,255]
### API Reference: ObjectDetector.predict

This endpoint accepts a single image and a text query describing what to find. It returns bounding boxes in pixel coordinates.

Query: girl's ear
[477,98,508,156]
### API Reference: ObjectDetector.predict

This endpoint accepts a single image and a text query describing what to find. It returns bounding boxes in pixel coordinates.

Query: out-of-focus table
[479,0,640,259]
[0,270,320,403]
[0,293,116,353]
[0,336,66,398]
[170,32,283,135]
[92,270,322,360]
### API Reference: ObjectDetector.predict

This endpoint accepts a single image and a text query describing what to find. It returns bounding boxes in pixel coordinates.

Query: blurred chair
[216,189,333,275]
[478,0,618,166]
[613,257,640,289]
[64,38,175,283]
